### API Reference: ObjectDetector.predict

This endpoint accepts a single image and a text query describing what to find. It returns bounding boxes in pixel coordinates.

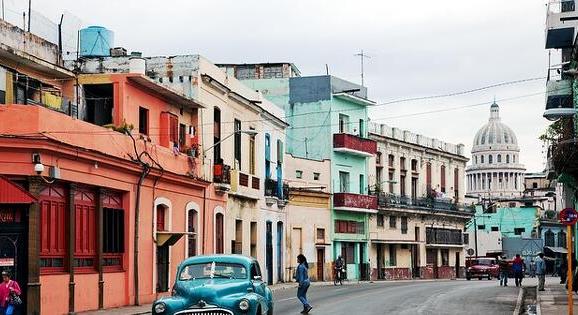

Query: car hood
[178,278,249,304]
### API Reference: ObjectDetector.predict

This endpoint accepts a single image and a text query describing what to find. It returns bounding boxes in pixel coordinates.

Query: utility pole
[354,49,370,87]
[27,0,31,32]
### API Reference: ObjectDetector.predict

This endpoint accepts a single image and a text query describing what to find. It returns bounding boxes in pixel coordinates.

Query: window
[234,119,241,168]
[265,134,271,179]
[388,154,395,168]
[249,128,256,174]
[376,152,382,165]
[213,107,221,162]
[400,174,406,196]
[491,226,499,231]
[83,84,113,126]
[215,213,224,254]
[532,182,538,189]
[474,156,477,164]
[156,205,167,231]
[389,244,397,266]
[359,119,365,137]
[377,214,384,227]
[426,162,432,189]
[426,249,437,265]
[339,114,349,133]
[139,107,149,135]
[544,230,555,247]
[513,155,516,163]
[179,123,186,148]
[477,225,485,230]
[488,155,493,164]
[313,172,320,180]
[359,174,365,194]
[454,168,459,201]
[316,228,325,241]
[463,233,469,245]
[558,231,567,248]
[39,185,67,272]
[411,159,418,171]
[401,217,408,234]
[440,165,446,193]
[441,249,449,266]
[169,114,178,145]
[339,171,350,193]
[481,155,485,163]
[506,155,510,163]
[389,216,397,228]
[497,154,502,163]
[233,219,243,254]
[187,209,198,257]
[388,172,394,193]
[400,157,406,170]
[415,227,421,242]
[335,220,364,234]
[514,228,525,236]
[103,207,124,269]
[296,170,303,179]
[74,189,97,270]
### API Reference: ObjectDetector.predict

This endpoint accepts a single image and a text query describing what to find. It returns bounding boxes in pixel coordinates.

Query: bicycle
[334,267,345,286]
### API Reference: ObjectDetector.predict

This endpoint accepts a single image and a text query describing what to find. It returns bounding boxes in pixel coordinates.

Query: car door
[251,262,268,313]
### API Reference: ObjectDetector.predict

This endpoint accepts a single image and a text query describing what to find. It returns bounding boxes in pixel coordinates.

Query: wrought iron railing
[373,192,473,214]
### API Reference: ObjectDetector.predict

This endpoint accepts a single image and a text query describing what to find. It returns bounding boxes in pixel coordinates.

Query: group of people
[497,253,546,291]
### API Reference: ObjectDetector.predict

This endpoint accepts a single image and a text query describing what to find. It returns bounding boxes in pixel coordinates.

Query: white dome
[472,102,518,150]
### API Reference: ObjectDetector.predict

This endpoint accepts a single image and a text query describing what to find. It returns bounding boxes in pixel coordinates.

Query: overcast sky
[8,0,551,172]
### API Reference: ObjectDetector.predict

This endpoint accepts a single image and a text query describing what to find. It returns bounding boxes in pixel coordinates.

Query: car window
[179,262,247,280]
[251,262,262,279]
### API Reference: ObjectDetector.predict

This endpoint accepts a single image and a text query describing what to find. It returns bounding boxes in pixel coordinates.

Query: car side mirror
[253,275,262,281]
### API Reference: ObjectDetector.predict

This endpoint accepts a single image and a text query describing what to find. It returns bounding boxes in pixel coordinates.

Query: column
[27,177,42,315]
[68,184,77,314]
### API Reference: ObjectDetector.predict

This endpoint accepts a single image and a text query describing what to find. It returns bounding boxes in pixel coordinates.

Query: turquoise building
[467,205,539,238]
[232,67,377,280]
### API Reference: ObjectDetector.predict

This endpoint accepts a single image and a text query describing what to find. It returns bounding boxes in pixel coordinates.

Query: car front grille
[174,308,233,315]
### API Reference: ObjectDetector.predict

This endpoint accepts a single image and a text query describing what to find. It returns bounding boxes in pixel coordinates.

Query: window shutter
[277,140,283,163]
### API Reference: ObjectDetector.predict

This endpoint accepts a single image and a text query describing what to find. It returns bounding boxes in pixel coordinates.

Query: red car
[466,257,500,280]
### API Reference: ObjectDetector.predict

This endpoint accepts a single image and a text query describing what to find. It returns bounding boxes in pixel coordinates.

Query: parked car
[152,255,273,315]
[466,257,500,280]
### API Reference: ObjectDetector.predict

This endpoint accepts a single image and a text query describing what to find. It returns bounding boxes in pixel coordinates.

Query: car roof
[180,254,255,267]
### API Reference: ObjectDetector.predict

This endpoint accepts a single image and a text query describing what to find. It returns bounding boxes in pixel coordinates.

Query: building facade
[367,122,471,280]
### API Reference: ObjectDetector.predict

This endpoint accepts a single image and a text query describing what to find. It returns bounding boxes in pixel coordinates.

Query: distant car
[466,257,500,280]
[152,255,273,315]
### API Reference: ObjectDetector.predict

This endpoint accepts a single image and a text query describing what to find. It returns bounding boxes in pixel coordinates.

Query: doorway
[276,222,283,283]
[455,252,460,278]
[411,244,420,278]
[376,244,384,279]
[0,205,27,312]
[316,248,325,281]
[156,245,169,292]
[266,221,273,285]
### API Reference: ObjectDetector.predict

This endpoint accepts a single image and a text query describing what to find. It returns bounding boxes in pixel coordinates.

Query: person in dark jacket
[294,254,313,314]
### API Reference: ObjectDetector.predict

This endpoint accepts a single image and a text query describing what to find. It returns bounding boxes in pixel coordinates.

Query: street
[273,280,520,315]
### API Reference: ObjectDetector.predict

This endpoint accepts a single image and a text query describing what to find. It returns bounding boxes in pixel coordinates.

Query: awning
[545,246,568,254]
[156,231,194,247]
[371,239,420,245]
[0,176,37,204]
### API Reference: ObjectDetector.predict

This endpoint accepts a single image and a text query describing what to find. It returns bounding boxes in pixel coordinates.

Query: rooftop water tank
[79,26,114,58]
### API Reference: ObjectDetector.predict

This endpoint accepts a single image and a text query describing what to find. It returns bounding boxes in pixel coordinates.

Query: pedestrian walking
[512,254,524,287]
[529,259,536,278]
[498,256,509,287]
[295,254,313,314]
[0,271,22,315]
[536,253,546,291]
[560,257,568,284]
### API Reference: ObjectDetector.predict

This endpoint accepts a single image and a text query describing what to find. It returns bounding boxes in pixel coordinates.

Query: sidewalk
[537,276,578,315]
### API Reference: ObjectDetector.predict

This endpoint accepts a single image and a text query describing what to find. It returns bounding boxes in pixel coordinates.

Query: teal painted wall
[467,205,538,238]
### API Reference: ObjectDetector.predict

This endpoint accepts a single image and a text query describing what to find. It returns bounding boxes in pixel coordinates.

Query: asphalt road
[272,279,520,315]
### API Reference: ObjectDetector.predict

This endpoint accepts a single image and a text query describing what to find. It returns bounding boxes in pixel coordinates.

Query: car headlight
[239,299,250,312]
[154,303,166,314]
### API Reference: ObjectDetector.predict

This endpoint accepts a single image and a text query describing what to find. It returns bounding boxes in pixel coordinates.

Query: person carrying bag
[0,271,21,315]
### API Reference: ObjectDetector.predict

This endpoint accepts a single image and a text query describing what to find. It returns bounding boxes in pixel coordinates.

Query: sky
[5,0,551,172]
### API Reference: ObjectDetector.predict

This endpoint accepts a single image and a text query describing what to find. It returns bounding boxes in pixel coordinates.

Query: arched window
[558,230,567,248]
[545,230,555,247]
[474,156,478,164]
[497,154,501,163]
[506,155,510,163]
[488,155,493,164]
[481,155,485,163]
[513,155,516,163]
[187,209,198,257]
[156,204,167,231]
[215,212,224,254]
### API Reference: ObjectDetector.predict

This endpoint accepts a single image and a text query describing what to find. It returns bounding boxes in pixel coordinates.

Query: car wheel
[466,274,471,280]
[478,277,482,280]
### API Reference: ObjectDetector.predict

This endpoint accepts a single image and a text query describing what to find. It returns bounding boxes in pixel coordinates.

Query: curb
[535,286,542,315]
[513,286,524,315]
[269,278,450,292]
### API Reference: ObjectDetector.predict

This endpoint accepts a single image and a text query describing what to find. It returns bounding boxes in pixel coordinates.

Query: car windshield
[179,262,248,280]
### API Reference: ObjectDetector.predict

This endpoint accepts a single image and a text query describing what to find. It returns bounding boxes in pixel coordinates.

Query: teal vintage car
[152,255,274,315]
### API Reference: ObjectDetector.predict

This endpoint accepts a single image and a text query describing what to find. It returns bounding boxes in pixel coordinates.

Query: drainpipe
[133,164,149,306]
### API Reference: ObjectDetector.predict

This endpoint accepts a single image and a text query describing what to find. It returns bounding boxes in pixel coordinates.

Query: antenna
[354,49,371,87]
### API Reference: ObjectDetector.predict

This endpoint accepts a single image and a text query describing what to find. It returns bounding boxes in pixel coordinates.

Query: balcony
[333,192,378,213]
[426,227,465,247]
[544,79,575,120]
[375,192,474,215]
[546,0,578,49]
[333,133,377,157]
[213,164,231,192]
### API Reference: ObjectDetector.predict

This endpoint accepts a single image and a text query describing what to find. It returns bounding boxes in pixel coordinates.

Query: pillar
[68,184,77,313]
[27,177,42,315]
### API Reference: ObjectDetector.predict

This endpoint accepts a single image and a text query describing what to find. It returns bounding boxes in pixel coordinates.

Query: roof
[180,255,255,267]
[0,176,37,204]
[472,102,519,148]
[126,75,204,109]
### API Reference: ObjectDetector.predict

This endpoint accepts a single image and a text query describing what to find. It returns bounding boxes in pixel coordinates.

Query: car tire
[478,277,482,280]
[466,275,471,280]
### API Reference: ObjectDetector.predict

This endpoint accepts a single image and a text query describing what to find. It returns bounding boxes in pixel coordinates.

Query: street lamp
[202,129,259,157]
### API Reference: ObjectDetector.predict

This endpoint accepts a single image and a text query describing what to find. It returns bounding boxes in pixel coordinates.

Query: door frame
[316,247,325,281]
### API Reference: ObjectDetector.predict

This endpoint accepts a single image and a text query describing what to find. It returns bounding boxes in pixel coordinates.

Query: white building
[466,102,526,200]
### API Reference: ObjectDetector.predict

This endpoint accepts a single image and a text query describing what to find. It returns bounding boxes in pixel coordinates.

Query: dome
[472,102,518,149]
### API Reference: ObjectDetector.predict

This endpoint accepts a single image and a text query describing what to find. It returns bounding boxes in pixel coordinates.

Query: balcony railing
[426,227,465,245]
[213,163,231,185]
[333,133,377,157]
[544,79,575,120]
[265,178,289,200]
[374,192,473,214]
[333,192,378,211]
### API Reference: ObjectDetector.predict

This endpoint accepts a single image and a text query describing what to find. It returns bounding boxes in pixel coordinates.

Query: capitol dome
[466,102,525,199]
